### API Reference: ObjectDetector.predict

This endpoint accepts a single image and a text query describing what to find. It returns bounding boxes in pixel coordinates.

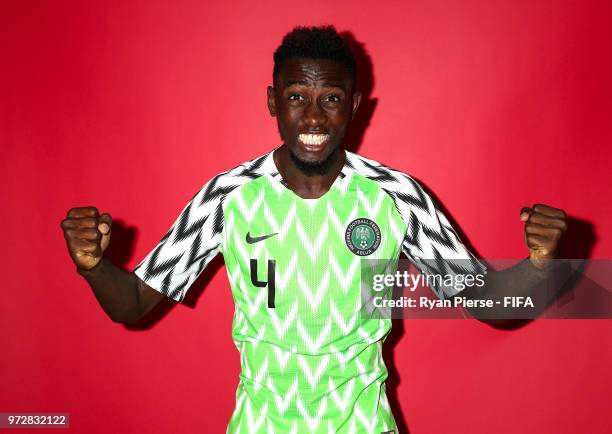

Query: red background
[2,1,611,433]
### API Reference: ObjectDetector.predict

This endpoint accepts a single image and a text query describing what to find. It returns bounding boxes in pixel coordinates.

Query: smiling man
[61,26,568,433]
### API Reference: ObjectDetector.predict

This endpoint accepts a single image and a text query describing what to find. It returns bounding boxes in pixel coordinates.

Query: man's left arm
[461,204,572,320]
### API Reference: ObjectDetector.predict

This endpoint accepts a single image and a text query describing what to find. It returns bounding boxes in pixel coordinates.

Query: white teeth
[298,134,328,146]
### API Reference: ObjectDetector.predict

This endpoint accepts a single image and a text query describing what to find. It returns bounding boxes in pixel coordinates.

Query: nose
[303,100,327,128]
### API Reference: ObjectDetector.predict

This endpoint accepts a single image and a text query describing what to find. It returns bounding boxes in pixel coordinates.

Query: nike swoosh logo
[246,232,278,244]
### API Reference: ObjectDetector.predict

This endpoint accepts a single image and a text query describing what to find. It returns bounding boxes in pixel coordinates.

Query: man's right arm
[61,206,164,324]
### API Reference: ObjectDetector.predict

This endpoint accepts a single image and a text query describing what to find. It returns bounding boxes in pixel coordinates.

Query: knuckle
[67,206,99,217]
[80,218,97,228]
[80,228,99,240]
[528,213,540,224]
[68,220,80,229]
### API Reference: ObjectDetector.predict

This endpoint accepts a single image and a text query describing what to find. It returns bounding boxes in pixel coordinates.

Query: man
[61,26,568,433]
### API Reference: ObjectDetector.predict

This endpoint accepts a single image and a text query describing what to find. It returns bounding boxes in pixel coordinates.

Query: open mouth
[298,133,330,149]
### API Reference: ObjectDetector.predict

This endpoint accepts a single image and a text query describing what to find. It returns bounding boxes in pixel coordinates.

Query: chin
[288,143,340,174]
[292,147,328,164]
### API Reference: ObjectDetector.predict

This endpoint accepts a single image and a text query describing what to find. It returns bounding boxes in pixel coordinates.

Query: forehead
[275,57,353,88]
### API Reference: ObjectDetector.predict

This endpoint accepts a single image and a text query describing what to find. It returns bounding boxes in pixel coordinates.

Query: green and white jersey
[134,150,484,434]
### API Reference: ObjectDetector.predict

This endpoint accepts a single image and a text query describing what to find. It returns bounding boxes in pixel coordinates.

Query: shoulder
[344,150,427,198]
[345,150,437,221]
[210,150,275,184]
[193,150,276,202]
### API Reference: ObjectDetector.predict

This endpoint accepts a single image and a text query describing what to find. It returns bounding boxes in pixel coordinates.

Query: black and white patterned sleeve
[132,153,271,302]
[133,174,228,302]
[393,175,487,300]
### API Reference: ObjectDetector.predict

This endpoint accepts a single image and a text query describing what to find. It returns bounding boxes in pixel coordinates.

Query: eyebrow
[284,79,346,89]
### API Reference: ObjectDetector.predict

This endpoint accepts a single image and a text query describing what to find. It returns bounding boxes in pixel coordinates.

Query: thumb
[98,213,112,252]
[520,206,532,222]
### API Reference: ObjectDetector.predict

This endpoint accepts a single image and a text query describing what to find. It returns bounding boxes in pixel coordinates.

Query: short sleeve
[397,177,487,300]
[133,176,225,302]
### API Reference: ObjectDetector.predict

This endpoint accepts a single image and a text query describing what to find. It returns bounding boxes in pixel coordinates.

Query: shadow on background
[102,219,138,268]
[343,31,378,155]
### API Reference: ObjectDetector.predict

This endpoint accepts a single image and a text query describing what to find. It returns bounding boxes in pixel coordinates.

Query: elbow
[108,307,143,324]
[474,316,533,329]
[109,314,141,324]
[464,307,530,329]
[478,317,511,327]
[110,315,128,324]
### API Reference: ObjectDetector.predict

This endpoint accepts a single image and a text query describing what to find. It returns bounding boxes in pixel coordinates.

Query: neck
[273,145,346,199]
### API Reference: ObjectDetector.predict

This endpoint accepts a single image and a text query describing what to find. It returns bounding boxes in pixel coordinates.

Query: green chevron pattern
[221,172,405,433]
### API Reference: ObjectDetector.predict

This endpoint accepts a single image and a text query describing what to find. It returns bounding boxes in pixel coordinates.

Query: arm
[461,204,570,321]
[77,257,164,323]
[462,258,571,321]
[61,206,164,323]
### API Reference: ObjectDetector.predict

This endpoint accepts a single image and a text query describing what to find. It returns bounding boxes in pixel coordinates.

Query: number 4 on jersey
[250,259,276,308]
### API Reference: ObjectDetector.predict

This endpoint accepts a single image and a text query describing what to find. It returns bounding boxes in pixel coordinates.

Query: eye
[323,94,342,103]
[288,94,305,101]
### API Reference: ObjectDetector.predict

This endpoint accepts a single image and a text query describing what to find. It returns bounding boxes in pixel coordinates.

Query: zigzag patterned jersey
[134,150,485,434]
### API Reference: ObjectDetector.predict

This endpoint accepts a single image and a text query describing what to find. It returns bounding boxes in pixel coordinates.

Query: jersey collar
[263,147,351,193]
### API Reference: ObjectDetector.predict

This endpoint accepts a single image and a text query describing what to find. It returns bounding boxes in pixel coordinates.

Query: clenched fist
[520,204,567,270]
[61,207,112,270]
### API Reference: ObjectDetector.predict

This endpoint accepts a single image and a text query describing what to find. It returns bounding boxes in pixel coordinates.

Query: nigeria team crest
[345,218,381,256]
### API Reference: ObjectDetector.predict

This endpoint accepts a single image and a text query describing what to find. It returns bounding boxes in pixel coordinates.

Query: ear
[267,86,277,117]
[350,91,362,121]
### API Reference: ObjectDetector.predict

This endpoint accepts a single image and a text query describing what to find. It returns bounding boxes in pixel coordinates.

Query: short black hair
[273,25,356,81]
